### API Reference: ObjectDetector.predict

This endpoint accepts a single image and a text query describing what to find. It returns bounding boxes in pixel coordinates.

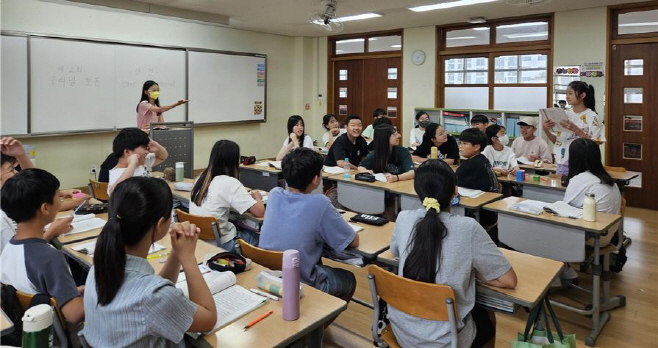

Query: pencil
[243,310,274,331]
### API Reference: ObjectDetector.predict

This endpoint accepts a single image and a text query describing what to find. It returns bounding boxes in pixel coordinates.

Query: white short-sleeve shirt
[283,135,314,149]
[553,108,605,165]
[108,153,156,194]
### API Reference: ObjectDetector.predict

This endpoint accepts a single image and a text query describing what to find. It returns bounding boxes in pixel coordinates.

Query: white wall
[402,26,437,146]
[1,0,302,188]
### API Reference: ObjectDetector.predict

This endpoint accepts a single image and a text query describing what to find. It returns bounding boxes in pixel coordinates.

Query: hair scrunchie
[422,197,440,212]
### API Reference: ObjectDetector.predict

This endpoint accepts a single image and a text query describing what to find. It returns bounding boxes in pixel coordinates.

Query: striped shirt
[82,255,196,347]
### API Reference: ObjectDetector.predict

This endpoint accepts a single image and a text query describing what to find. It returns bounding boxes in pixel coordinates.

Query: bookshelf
[413,107,543,141]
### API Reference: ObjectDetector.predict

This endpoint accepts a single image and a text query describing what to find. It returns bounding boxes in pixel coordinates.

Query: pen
[146,251,170,259]
[243,310,274,331]
[250,288,279,301]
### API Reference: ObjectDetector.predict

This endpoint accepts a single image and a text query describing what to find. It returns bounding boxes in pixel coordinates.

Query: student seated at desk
[510,117,552,163]
[409,111,430,148]
[322,114,347,148]
[482,124,520,177]
[362,108,388,142]
[456,129,499,193]
[0,169,85,326]
[1,138,79,253]
[83,177,217,347]
[470,114,489,133]
[324,115,369,169]
[275,115,314,161]
[389,160,516,348]
[259,148,359,303]
[412,123,459,165]
[108,128,168,195]
[358,124,414,182]
[367,117,393,151]
[190,140,264,252]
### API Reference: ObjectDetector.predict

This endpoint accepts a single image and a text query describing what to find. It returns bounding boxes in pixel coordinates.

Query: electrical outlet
[90,164,97,174]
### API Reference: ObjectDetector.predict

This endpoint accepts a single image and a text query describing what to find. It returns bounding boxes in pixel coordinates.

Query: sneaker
[560,266,579,280]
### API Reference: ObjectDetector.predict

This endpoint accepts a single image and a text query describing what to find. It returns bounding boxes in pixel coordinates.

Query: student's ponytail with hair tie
[94,177,173,306]
[403,160,455,284]
[585,84,596,112]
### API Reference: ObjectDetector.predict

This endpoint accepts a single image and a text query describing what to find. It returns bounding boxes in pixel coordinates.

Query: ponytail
[568,81,596,112]
[93,177,173,306]
[402,160,456,284]
[94,217,126,305]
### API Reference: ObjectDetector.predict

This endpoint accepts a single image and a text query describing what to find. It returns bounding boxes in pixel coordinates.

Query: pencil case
[257,270,304,298]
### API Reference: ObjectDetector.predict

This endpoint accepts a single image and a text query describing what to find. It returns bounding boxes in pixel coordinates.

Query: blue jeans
[313,264,357,302]
[220,228,259,253]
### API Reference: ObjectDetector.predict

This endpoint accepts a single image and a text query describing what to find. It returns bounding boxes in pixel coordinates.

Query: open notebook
[177,270,267,335]
[511,200,583,219]
[47,213,106,236]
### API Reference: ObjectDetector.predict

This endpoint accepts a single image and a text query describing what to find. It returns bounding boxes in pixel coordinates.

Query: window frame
[329,29,403,58]
[611,4,658,41]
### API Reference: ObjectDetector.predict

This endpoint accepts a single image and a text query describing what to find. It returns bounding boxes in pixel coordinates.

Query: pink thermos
[282,249,300,321]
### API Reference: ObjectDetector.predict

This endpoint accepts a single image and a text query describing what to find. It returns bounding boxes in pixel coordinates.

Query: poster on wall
[581,62,604,77]
[554,66,580,76]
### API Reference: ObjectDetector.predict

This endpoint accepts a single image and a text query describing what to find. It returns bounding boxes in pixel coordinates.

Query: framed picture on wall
[623,115,642,131]
[623,143,642,160]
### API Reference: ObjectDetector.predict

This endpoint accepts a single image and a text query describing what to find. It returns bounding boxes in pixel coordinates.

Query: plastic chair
[237,239,283,271]
[174,209,222,246]
[367,265,459,348]
[87,179,109,202]
[14,289,69,348]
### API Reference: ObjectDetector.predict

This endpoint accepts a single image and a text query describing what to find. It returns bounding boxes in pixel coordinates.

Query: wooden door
[332,57,402,140]
[363,58,403,139]
[609,43,658,209]
[333,60,363,124]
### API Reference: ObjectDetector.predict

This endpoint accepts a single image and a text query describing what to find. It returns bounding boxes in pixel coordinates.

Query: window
[494,54,547,84]
[445,27,490,48]
[496,21,549,43]
[618,9,658,35]
[444,57,488,85]
[368,35,402,52]
[335,39,364,55]
[332,33,402,55]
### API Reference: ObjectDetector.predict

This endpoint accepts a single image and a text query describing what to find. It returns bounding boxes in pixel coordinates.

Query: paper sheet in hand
[349,223,364,233]
[539,108,572,135]
[457,187,484,198]
[52,217,106,236]
[323,166,344,175]
[374,173,388,183]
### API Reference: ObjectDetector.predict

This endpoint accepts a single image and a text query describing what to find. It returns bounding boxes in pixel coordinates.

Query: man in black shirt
[324,115,369,168]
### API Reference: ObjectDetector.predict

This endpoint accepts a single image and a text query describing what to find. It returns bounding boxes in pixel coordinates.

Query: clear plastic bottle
[343,158,351,180]
[583,193,597,222]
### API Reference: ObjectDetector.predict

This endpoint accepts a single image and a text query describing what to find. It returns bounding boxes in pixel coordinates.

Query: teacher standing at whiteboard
[136,80,188,129]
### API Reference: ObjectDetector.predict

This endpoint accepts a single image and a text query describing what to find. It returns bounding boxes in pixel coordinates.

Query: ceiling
[124,0,646,37]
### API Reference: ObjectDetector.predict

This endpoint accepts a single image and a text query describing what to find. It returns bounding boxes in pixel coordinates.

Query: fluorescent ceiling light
[473,27,490,31]
[335,13,381,22]
[336,38,365,43]
[447,36,477,40]
[619,22,658,27]
[504,33,548,38]
[390,44,402,48]
[497,22,547,29]
[410,0,497,12]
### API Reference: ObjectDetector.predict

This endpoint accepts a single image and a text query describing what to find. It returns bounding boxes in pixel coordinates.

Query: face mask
[418,120,430,128]
[498,135,509,146]
[149,91,160,99]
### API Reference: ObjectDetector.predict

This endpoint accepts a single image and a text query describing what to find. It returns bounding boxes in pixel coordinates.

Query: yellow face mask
[148,91,160,99]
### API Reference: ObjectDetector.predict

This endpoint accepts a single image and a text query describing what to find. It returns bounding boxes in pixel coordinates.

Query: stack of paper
[511,200,546,215]
[476,293,515,313]
[46,214,107,236]
[458,187,484,198]
[374,173,388,183]
[174,182,194,191]
[323,166,344,175]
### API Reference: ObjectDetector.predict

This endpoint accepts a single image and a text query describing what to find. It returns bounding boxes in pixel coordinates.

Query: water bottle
[583,193,597,222]
[282,249,300,321]
[175,162,184,182]
[22,304,53,348]
[343,158,351,180]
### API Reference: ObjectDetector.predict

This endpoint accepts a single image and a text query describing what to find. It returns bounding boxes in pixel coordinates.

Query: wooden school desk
[63,237,347,347]
[497,174,565,203]
[377,248,563,310]
[53,211,108,246]
[519,162,557,174]
[483,196,623,346]
[342,212,394,260]
[239,159,284,192]
[328,170,412,215]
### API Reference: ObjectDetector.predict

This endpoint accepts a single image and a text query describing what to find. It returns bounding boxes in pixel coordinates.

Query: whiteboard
[114,45,186,128]
[1,35,28,135]
[188,51,266,124]
[31,37,116,133]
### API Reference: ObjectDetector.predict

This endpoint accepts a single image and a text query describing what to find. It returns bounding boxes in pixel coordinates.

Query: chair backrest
[237,239,283,271]
[368,265,456,321]
[174,209,221,244]
[15,288,70,347]
[88,179,109,201]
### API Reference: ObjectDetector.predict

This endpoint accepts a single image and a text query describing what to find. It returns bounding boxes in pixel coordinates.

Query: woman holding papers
[83,177,217,347]
[389,160,516,348]
[542,81,605,176]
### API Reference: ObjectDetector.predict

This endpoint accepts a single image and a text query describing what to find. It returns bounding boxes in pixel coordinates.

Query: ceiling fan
[309,0,344,33]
